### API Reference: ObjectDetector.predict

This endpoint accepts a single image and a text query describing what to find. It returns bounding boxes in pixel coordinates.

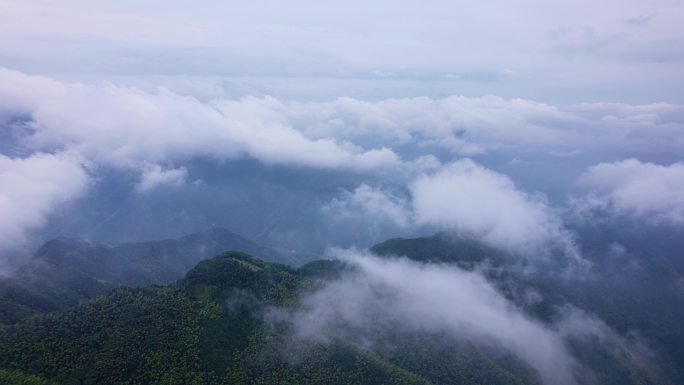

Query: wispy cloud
[284,250,649,385]
[136,164,188,193]
[0,152,88,254]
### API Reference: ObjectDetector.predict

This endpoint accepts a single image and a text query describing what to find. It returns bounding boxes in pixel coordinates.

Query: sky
[0,0,683,263]
[1,0,683,102]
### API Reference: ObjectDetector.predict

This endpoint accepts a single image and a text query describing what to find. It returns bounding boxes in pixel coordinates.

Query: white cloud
[3,68,684,172]
[0,67,402,173]
[227,94,684,159]
[410,160,578,257]
[287,95,684,157]
[322,159,580,259]
[0,152,88,252]
[324,184,410,227]
[136,164,188,193]
[291,250,579,385]
[287,95,574,156]
[2,67,683,256]
[577,159,684,224]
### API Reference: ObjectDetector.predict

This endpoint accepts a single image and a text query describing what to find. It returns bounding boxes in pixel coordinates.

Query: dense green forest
[0,232,683,384]
[0,252,439,385]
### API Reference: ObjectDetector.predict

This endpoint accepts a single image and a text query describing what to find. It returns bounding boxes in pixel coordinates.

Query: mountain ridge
[0,228,310,324]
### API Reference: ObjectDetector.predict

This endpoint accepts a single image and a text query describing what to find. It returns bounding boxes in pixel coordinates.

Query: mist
[278,249,659,385]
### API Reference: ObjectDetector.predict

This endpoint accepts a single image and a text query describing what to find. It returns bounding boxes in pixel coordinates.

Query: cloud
[290,250,580,385]
[3,68,684,172]
[287,95,576,156]
[321,159,580,259]
[577,159,684,224]
[0,67,402,174]
[136,164,188,193]
[323,184,410,227]
[0,152,88,253]
[2,67,682,255]
[237,95,684,159]
[410,160,578,257]
[285,250,659,384]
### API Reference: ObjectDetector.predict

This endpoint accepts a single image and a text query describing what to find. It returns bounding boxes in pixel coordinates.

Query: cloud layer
[250,96,684,158]
[4,68,684,167]
[290,250,589,384]
[578,159,684,224]
[1,67,682,257]
[0,68,401,173]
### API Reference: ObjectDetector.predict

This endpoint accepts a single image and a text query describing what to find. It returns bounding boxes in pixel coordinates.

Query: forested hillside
[0,246,680,385]
[0,252,434,385]
[0,228,305,325]
[373,232,684,383]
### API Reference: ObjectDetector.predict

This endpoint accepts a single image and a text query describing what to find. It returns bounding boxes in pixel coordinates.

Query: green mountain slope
[0,228,307,325]
[0,253,425,385]
[0,252,544,385]
[371,232,684,384]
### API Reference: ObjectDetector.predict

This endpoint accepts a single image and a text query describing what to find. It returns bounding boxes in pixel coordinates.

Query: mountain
[0,228,309,324]
[0,229,682,385]
[371,232,507,266]
[0,252,435,385]
[0,249,677,385]
[372,232,684,383]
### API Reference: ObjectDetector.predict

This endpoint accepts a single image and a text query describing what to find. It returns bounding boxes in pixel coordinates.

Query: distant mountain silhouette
[0,228,310,324]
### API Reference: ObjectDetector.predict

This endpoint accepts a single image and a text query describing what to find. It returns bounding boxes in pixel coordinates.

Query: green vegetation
[372,233,684,384]
[0,229,305,325]
[0,238,682,384]
[0,369,57,385]
[0,251,534,385]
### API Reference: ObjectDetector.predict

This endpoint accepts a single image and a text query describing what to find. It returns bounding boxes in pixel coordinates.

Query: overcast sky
[1,0,683,102]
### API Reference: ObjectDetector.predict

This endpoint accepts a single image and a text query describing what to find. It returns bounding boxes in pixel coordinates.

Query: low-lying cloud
[136,164,188,193]
[323,184,411,228]
[4,67,683,173]
[0,152,88,254]
[326,159,579,259]
[411,160,577,257]
[0,67,402,174]
[577,159,684,224]
[1,66,683,258]
[286,250,637,385]
[287,96,684,158]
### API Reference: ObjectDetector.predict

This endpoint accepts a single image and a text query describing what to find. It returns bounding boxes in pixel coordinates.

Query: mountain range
[0,229,683,384]
[0,228,307,324]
